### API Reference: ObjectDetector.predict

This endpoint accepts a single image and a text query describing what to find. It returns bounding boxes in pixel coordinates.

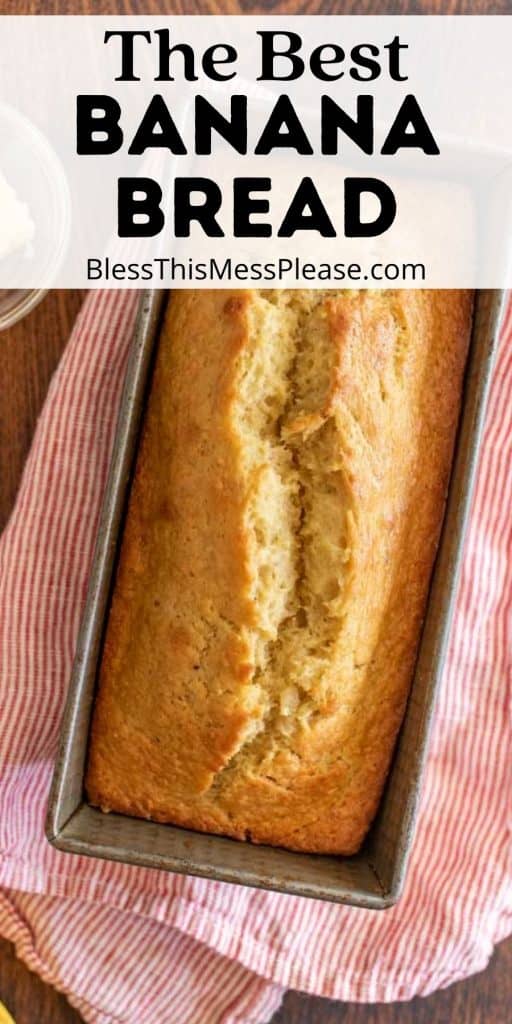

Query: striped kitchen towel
[0,290,511,1024]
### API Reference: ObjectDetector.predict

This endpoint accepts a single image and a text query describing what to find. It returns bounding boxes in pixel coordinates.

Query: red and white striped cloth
[0,291,511,1024]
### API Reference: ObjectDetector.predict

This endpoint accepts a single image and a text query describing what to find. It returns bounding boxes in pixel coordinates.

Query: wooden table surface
[1,0,511,1022]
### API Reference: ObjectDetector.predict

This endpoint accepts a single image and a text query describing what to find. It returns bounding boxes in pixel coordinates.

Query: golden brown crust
[86,288,473,854]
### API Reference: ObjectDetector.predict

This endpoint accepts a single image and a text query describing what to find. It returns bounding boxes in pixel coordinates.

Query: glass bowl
[0,288,48,330]
[0,102,70,330]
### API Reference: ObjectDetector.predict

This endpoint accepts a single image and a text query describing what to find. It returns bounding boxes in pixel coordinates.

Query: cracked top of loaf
[86,288,472,855]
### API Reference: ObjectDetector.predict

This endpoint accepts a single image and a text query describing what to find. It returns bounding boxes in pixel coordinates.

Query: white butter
[0,171,35,260]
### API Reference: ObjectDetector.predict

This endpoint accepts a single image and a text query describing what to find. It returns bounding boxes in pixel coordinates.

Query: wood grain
[0,0,511,1022]
[0,291,84,533]
[0,939,80,1024]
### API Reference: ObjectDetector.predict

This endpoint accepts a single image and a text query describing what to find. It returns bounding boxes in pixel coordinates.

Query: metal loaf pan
[46,288,506,909]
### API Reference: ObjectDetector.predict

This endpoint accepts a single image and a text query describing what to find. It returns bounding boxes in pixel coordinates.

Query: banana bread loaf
[86,289,472,854]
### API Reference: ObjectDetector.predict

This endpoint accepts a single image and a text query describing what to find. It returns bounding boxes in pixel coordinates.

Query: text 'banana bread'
[86,289,472,854]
